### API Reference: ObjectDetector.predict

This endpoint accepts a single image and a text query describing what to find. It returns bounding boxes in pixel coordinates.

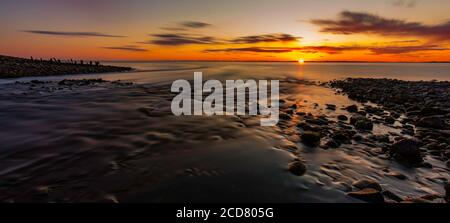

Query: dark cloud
[311,11,450,40]
[22,30,126,38]
[229,33,301,44]
[159,27,188,32]
[205,47,299,53]
[179,21,211,28]
[369,45,448,54]
[102,45,148,52]
[391,0,418,8]
[205,44,449,55]
[147,33,218,46]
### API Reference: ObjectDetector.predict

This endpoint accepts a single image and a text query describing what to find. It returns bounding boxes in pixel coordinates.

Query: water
[1,62,449,85]
[0,62,449,202]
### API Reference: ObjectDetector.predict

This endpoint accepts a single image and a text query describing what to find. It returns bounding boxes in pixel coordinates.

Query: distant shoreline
[0,55,133,79]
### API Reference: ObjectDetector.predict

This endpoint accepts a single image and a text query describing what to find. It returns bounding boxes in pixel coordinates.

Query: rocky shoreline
[329,78,449,166]
[321,78,450,202]
[0,55,132,78]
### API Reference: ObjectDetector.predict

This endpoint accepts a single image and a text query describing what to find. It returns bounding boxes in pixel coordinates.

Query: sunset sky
[1,0,450,62]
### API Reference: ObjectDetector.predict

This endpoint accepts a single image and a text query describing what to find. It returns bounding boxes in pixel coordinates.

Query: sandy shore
[0,77,448,203]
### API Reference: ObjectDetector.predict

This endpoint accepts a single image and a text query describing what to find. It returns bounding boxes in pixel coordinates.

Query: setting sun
[298,59,305,64]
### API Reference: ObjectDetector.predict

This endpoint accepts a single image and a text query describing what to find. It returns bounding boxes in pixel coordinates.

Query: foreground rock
[352,179,382,191]
[348,188,384,203]
[287,159,306,176]
[350,115,373,131]
[390,139,423,165]
[300,131,321,146]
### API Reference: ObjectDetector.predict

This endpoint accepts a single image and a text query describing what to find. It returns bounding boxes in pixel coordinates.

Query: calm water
[1,62,450,84]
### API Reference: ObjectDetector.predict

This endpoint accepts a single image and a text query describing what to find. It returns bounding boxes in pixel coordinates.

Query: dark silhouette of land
[0,55,132,78]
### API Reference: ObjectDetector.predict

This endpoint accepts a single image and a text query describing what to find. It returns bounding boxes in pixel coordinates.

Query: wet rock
[279,113,292,120]
[369,134,390,143]
[305,116,329,126]
[326,104,336,110]
[297,122,321,132]
[385,172,407,180]
[382,190,403,203]
[300,131,321,146]
[352,134,363,141]
[421,162,432,169]
[390,138,423,165]
[348,188,384,203]
[350,115,373,131]
[415,116,447,129]
[323,138,340,148]
[287,160,306,176]
[364,105,384,115]
[384,116,396,124]
[337,115,348,121]
[332,131,352,143]
[352,179,382,191]
[345,104,358,113]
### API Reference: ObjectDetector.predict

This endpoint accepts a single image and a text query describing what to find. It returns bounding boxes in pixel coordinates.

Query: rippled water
[0,62,449,202]
[1,62,450,85]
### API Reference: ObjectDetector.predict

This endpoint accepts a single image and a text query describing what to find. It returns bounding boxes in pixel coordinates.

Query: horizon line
[2,55,450,63]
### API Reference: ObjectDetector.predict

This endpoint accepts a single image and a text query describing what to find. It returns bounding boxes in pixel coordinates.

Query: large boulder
[390,138,423,165]
[348,188,385,203]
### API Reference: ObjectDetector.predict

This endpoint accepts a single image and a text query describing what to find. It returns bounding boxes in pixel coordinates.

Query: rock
[337,115,348,121]
[415,116,447,129]
[446,160,450,168]
[332,131,351,143]
[352,134,363,141]
[369,134,390,143]
[345,104,358,113]
[324,138,340,148]
[382,190,403,202]
[348,188,384,203]
[390,139,423,165]
[301,131,321,146]
[352,179,382,191]
[279,113,292,120]
[326,104,336,110]
[350,115,373,131]
[386,172,407,180]
[384,116,396,124]
[421,162,432,168]
[287,160,306,176]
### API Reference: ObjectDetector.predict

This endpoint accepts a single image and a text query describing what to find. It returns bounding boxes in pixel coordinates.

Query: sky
[1,0,450,62]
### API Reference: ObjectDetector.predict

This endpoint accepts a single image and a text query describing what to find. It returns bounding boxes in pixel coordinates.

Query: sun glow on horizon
[298,58,305,64]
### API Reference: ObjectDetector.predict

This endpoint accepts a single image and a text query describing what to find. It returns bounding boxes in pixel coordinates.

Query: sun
[298,58,305,64]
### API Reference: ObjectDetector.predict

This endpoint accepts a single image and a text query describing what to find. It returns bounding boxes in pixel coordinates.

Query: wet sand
[0,77,448,203]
